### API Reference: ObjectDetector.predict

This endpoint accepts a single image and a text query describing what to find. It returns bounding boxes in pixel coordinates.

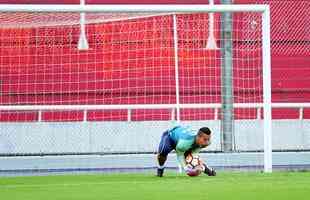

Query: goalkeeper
[157,125,216,177]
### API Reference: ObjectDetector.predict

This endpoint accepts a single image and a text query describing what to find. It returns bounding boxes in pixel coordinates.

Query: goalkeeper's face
[195,133,211,148]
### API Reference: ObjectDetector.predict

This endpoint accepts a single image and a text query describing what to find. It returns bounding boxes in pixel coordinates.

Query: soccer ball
[185,154,204,176]
[185,154,202,168]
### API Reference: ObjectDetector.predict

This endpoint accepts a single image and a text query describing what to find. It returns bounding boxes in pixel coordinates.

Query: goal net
[0,5,272,173]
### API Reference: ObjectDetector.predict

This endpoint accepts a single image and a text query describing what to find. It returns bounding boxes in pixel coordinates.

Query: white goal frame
[0,4,272,172]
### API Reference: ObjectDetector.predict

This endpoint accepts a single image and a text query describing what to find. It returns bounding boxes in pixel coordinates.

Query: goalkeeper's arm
[176,150,186,170]
[176,148,196,173]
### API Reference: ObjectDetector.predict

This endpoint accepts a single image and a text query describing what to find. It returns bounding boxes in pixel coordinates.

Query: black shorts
[157,131,177,157]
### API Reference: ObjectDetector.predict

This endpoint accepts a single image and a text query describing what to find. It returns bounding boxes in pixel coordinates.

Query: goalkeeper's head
[195,127,212,148]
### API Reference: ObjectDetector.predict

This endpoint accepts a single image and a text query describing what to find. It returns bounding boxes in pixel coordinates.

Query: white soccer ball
[185,154,202,169]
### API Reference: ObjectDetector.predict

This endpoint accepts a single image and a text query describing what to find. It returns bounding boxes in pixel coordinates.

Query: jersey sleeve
[175,139,190,168]
[176,150,186,169]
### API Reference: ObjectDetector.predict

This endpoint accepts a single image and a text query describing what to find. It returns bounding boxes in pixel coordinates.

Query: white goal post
[0,4,272,172]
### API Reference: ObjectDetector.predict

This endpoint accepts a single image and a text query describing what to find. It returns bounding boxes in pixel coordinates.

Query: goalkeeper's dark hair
[198,127,211,136]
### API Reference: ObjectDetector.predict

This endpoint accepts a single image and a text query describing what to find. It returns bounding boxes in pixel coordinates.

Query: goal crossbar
[0,4,269,13]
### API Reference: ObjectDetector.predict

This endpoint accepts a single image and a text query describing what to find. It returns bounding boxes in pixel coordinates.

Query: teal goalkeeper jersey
[168,125,201,167]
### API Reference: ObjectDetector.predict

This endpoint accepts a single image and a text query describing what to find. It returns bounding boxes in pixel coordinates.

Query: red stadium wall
[0,0,309,121]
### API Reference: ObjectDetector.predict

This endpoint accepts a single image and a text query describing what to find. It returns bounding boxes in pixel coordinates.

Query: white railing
[0,102,309,122]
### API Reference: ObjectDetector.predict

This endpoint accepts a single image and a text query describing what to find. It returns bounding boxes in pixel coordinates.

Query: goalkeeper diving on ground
[157,125,216,177]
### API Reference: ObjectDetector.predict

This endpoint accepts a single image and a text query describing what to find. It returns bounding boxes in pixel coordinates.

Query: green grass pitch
[0,171,309,200]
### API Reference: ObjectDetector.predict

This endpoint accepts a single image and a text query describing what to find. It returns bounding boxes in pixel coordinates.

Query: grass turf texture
[0,172,309,200]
